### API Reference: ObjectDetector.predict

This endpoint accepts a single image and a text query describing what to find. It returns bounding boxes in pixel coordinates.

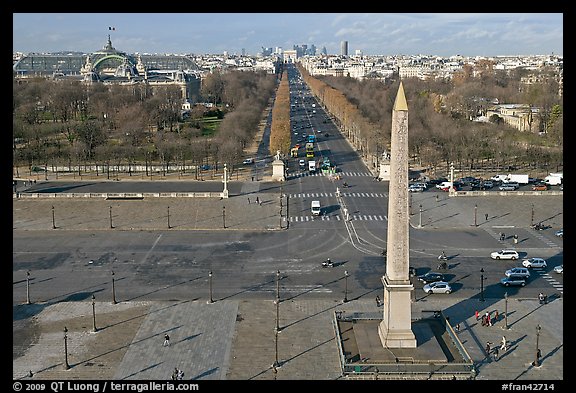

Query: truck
[544,172,563,185]
[311,200,321,216]
[308,160,317,173]
[503,174,529,184]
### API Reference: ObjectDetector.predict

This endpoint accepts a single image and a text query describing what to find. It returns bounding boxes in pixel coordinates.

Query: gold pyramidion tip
[394,82,408,111]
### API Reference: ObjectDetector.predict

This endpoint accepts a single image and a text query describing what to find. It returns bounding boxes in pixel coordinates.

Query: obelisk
[378,82,417,348]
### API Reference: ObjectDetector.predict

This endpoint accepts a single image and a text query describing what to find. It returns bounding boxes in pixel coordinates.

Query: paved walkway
[13,296,562,380]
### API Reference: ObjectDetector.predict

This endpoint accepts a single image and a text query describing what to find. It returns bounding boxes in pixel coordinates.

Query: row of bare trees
[297,63,563,176]
[269,71,291,156]
[13,70,276,178]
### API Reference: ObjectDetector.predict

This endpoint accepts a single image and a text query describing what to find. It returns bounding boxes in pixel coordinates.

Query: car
[423,281,452,294]
[522,257,547,269]
[553,265,563,274]
[500,276,527,287]
[499,183,519,191]
[298,159,306,167]
[242,158,255,165]
[532,183,548,191]
[417,272,445,284]
[555,229,563,238]
[491,249,519,260]
[505,267,530,278]
[480,180,494,190]
[409,184,425,192]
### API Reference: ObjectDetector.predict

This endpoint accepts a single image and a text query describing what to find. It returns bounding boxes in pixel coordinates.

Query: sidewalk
[13,296,562,380]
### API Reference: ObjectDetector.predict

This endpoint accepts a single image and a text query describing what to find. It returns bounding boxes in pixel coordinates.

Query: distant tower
[378,82,417,349]
[340,41,348,56]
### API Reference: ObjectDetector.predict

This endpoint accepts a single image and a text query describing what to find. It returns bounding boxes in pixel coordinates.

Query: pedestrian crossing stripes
[286,214,386,222]
[288,192,387,198]
[535,271,563,294]
[531,231,561,248]
[289,171,373,178]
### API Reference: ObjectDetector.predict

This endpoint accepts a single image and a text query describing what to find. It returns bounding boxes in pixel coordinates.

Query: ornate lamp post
[91,295,97,332]
[344,270,349,303]
[480,268,485,302]
[52,206,56,229]
[534,324,542,367]
[167,206,171,229]
[26,270,31,305]
[207,271,213,304]
[111,271,117,304]
[63,326,70,369]
[503,292,509,329]
[109,206,113,229]
[474,204,478,227]
[419,204,423,228]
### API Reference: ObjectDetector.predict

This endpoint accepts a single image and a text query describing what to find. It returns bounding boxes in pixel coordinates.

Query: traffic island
[333,310,475,380]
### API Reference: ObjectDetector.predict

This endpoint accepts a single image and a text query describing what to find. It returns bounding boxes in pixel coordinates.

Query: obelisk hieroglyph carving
[378,82,417,348]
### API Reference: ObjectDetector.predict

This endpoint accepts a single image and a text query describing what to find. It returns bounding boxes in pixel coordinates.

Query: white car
[422,281,452,294]
[298,159,306,167]
[522,258,547,268]
[491,249,519,260]
[242,158,255,165]
[553,265,563,274]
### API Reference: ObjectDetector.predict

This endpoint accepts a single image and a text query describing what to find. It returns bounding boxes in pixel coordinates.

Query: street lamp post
[531,204,535,227]
[480,268,485,302]
[111,271,117,304]
[91,295,97,332]
[26,271,31,304]
[474,204,478,227]
[167,206,171,229]
[503,292,509,329]
[109,206,113,229]
[534,324,542,367]
[52,206,56,229]
[344,270,349,303]
[419,204,423,228]
[276,270,280,303]
[222,206,226,228]
[208,271,213,304]
[63,326,70,369]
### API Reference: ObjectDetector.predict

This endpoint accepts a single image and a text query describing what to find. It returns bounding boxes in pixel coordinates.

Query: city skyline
[13,13,563,57]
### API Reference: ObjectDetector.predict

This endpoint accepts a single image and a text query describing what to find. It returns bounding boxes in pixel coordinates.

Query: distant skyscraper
[321,46,327,56]
[341,41,348,56]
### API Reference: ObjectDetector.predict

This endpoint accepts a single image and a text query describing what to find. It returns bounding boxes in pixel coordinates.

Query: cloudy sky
[13,13,563,57]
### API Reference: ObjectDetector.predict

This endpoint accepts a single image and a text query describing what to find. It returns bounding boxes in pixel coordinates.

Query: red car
[532,183,548,191]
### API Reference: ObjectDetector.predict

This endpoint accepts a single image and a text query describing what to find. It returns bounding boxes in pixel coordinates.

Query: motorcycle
[322,259,334,268]
[437,261,448,270]
[532,223,549,231]
[343,182,349,188]
[438,254,448,261]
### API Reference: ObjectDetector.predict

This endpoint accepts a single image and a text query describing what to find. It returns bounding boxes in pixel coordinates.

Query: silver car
[500,276,527,287]
[522,258,547,269]
[423,281,452,294]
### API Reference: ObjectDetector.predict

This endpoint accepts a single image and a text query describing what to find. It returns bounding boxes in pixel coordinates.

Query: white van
[311,200,321,216]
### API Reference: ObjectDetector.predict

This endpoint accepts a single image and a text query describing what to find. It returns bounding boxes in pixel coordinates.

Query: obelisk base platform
[378,276,417,348]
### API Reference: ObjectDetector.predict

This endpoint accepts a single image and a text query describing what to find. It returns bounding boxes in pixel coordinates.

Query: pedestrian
[494,310,499,323]
[475,310,479,321]
[172,367,178,380]
[493,346,499,361]
[247,197,250,204]
[259,199,262,206]
[163,333,170,347]
[500,336,507,351]
[256,196,260,205]
[251,176,254,181]
[485,342,492,357]
[177,369,184,380]
[375,296,381,307]
[513,234,518,244]
[455,323,460,332]
[485,213,489,221]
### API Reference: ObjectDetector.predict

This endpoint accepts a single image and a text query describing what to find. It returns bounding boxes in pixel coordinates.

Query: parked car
[522,257,547,268]
[480,180,494,190]
[417,272,445,284]
[298,159,306,167]
[491,249,520,260]
[500,276,527,287]
[505,267,530,278]
[242,158,255,165]
[553,265,563,274]
[532,183,548,191]
[423,281,452,294]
